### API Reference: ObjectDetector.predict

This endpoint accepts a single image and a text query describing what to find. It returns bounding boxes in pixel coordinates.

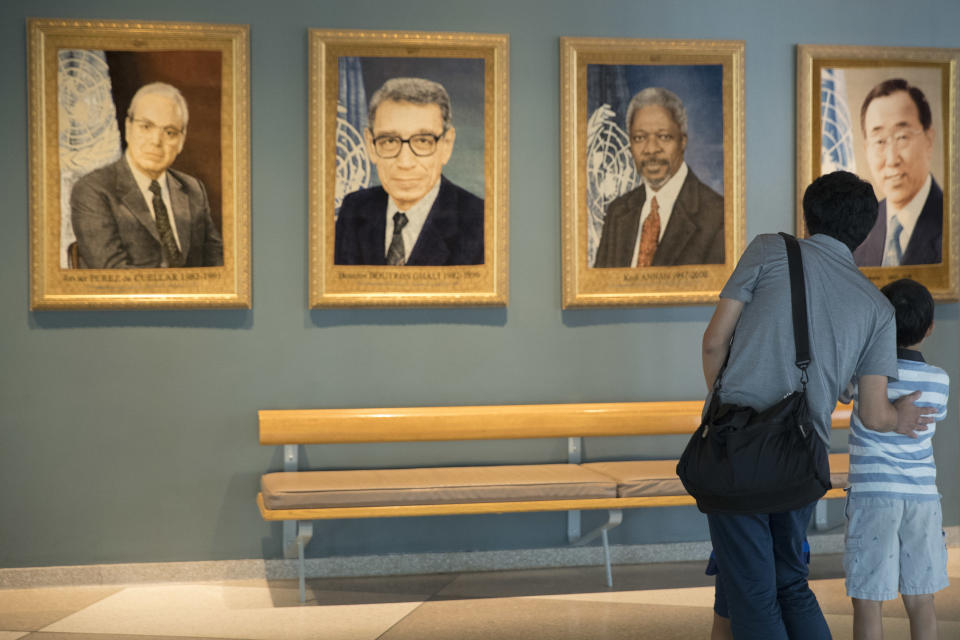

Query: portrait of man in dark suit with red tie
[593,87,724,268]
[70,82,223,269]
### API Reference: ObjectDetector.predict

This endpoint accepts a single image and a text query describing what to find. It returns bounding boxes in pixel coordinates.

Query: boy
[845,278,950,640]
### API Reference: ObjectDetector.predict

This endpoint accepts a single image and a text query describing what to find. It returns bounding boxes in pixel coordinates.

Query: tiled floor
[1,550,958,639]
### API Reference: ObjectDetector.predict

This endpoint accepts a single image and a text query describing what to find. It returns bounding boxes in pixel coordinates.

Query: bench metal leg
[285,521,313,604]
[601,528,613,587]
[282,521,298,558]
[813,499,828,530]
[567,510,581,543]
[567,437,583,543]
[570,509,623,587]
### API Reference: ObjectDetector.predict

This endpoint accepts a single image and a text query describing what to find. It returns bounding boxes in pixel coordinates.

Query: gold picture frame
[561,37,745,308]
[308,29,508,307]
[28,18,250,310]
[797,44,959,301]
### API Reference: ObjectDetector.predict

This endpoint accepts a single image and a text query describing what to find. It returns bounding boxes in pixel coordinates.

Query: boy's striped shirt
[849,349,949,500]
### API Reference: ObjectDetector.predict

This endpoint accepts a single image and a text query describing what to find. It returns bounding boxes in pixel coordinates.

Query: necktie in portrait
[637,195,660,267]
[882,214,903,267]
[386,211,408,265]
[149,180,183,267]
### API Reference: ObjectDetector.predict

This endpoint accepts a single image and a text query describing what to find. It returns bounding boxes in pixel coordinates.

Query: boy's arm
[702,298,744,390]
[856,374,935,438]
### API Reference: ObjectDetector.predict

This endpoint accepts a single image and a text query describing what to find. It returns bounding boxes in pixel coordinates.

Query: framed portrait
[308,29,508,307]
[560,38,745,308]
[28,19,250,310]
[797,45,959,301]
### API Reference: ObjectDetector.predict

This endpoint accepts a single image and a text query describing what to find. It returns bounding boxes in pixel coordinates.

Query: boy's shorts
[843,493,949,601]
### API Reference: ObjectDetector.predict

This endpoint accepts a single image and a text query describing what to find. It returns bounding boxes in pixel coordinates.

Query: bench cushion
[261,464,617,510]
[581,460,686,498]
[584,454,850,498]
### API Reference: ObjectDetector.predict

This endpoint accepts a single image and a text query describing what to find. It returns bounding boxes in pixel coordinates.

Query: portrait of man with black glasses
[69,81,223,269]
[853,78,942,267]
[334,77,484,266]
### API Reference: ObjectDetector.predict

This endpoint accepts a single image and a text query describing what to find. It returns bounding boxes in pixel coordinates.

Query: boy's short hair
[881,278,934,347]
[802,171,878,251]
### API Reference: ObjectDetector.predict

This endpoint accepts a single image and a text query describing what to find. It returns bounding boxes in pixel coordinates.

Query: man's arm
[70,177,134,268]
[702,298,744,390]
[856,374,934,438]
[195,179,223,267]
[593,191,638,268]
[593,211,618,268]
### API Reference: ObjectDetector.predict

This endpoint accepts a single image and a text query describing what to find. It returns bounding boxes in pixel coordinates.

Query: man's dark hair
[860,78,932,133]
[881,278,934,348]
[802,171,878,251]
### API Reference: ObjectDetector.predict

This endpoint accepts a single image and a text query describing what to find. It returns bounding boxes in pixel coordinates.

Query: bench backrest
[259,401,853,445]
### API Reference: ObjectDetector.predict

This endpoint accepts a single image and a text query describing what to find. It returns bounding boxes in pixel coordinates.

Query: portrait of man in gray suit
[593,87,724,268]
[70,82,223,268]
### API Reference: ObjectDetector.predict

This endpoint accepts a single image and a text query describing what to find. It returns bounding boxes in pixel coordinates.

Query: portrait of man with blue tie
[70,82,224,269]
[334,77,484,266]
[853,79,942,267]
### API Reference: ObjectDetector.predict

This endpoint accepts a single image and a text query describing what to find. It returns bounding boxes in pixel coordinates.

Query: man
[334,77,484,266]
[701,171,933,639]
[593,87,723,267]
[70,82,223,268]
[853,79,941,266]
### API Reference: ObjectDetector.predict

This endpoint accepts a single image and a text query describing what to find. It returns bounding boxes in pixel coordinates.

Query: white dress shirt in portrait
[630,162,689,267]
[125,151,183,251]
[885,173,932,264]
[383,178,442,263]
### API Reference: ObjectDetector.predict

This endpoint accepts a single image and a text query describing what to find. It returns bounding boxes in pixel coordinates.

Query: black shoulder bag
[676,233,832,514]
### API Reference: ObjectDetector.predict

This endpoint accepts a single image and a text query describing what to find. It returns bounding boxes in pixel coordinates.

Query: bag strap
[714,234,811,393]
[778,232,811,391]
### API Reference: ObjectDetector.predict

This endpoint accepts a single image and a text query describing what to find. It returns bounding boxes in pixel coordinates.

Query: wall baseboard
[3,526,957,589]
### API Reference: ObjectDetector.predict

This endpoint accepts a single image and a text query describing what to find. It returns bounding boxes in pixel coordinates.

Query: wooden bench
[258,401,852,602]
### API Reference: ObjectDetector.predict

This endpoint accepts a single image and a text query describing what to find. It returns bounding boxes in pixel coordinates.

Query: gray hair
[625,87,687,137]
[367,77,452,131]
[127,82,189,132]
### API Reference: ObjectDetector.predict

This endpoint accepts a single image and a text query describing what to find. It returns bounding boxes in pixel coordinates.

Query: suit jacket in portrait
[593,168,725,267]
[853,177,943,267]
[70,157,224,268]
[334,175,484,266]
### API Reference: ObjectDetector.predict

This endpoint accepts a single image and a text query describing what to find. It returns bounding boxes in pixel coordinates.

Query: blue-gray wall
[2,0,958,568]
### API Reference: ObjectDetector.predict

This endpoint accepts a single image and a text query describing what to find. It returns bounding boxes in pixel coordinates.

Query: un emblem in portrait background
[819,68,858,175]
[57,49,123,268]
[586,104,639,267]
[334,103,371,211]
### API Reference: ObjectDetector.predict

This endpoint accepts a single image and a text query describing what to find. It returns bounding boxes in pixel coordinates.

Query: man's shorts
[843,493,949,601]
